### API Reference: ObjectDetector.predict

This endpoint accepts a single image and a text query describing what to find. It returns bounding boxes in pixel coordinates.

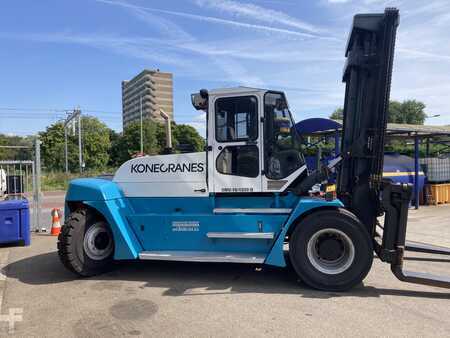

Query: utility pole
[64,109,82,174]
[140,95,143,155]
[78,112,83,174]
[64,127,68,174]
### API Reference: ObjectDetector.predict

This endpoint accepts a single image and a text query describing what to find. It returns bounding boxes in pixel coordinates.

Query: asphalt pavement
[0,204,449,337]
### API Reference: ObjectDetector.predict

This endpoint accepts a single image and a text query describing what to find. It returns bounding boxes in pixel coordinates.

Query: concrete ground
[0,205,450,337]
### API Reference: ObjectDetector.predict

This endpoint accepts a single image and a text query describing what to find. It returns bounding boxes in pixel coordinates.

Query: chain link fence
[0,139,42,231]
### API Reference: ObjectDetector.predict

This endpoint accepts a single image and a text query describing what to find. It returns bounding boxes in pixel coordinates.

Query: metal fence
[0,139,42,231]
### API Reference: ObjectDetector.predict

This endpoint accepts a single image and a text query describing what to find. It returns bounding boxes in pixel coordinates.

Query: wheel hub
[307,228,355,275]
[83,223,113,261]
[317,236,344,261]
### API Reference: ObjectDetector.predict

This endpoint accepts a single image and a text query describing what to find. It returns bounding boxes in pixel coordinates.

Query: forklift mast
[337,8,399,231]
[338,8,450,288]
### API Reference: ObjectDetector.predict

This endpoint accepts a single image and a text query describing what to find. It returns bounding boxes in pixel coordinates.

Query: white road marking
[0,251,9,282]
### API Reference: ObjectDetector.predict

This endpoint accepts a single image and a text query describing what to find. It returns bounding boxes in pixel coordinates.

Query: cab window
[215,96,258,142]
[216,145,259,178]
[264,92,304,179]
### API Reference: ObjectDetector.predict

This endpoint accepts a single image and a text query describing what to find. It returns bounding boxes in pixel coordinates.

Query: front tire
[57,208,115,276]
[289,208,373,291]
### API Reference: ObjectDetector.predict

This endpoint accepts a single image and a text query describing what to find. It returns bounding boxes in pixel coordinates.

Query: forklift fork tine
[405,240,450,256]
[392,266,450,289]
[391,247,450,289]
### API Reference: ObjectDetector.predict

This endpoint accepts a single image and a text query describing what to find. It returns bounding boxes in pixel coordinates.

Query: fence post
[414,135,420,210]
[78,112,83,174]
[33,138,42,230]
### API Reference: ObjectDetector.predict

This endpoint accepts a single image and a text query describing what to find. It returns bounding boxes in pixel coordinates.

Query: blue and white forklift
[58,9,450,291]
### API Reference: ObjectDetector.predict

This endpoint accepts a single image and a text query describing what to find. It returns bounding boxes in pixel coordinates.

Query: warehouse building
[122,69,173,128]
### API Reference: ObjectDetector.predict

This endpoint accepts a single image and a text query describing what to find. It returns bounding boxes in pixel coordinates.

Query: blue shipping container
[0,199,30,246]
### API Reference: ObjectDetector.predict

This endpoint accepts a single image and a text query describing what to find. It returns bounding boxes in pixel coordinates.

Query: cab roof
[207,86,267,95]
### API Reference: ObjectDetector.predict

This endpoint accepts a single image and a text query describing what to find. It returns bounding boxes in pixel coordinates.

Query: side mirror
[191,89,209,110]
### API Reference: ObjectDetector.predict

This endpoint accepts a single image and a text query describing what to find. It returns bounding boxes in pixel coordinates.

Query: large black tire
[289,208,373,291]
[57,208,115,277]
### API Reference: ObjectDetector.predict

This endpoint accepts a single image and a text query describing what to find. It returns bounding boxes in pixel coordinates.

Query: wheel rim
[306,228,355,275]
[83,222,113,261]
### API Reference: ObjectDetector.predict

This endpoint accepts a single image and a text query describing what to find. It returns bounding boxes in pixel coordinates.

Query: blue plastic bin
[0,199,30,246]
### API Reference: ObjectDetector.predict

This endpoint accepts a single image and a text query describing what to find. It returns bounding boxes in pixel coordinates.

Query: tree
[330,107,344,121]
[108,129,122,168]
[0,134,33,161]
[330,100,427,125]
[37,116,206,171]
[112,120,159,164]
[80,117,111,170]
[388,100,426,125]
[154,122,204,153]
[155,122,173,153]
[388,100,403,123]
[39,122,67,171]
[108,120,205,167]
[39,116,111,172]
[172,124,205,153]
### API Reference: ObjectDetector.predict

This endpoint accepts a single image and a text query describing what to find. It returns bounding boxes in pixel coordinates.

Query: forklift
[58,8,450,291]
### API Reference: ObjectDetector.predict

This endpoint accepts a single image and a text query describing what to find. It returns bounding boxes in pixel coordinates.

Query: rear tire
[57,208,115,277]
[289,208,373,291]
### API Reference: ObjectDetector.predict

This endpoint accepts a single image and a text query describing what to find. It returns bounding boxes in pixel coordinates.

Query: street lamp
[160,109,172,152]
[140,95,143,155]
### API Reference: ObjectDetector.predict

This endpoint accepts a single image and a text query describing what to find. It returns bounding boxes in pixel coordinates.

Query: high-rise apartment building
[122,69,173,128]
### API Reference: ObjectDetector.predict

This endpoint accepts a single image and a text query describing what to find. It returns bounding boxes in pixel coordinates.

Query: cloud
[96,0,325,39]
[178,36,343,63]
[402,1,450,19]
[397,48,450,62]
[185,121,206,136]
[193,0,323,33]
[212,57,265,87]
[194,112,207,121]
[96,0,193,41]
[4,0,450,135]
[0,32,194,67]
[95,0,270,86]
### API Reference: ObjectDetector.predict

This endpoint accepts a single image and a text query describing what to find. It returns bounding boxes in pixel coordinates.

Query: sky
[1,0,449,136]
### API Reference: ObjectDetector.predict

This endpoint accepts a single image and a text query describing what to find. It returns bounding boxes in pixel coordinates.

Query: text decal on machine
[172,221,200,232]
[131,162,205,174]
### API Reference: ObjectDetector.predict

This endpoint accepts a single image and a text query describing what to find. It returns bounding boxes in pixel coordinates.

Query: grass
[41,169,115,191]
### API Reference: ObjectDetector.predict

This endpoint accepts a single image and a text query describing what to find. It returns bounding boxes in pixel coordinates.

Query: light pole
[140,95,143,155]
[160,109,172,152]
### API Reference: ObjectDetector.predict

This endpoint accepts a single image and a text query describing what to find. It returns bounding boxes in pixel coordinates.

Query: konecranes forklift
[58,8,450,291]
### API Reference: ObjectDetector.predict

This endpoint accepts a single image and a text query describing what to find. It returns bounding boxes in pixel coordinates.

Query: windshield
[264,92,304,180]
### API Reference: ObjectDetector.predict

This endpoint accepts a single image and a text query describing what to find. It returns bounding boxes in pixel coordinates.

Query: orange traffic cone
[50,208,61,236]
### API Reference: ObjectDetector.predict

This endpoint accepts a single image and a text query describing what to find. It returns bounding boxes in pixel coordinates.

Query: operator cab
[192,87,306,194]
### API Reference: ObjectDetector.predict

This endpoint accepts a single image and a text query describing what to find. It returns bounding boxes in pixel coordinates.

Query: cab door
[210,94,262,193]
[261,91,306,192]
